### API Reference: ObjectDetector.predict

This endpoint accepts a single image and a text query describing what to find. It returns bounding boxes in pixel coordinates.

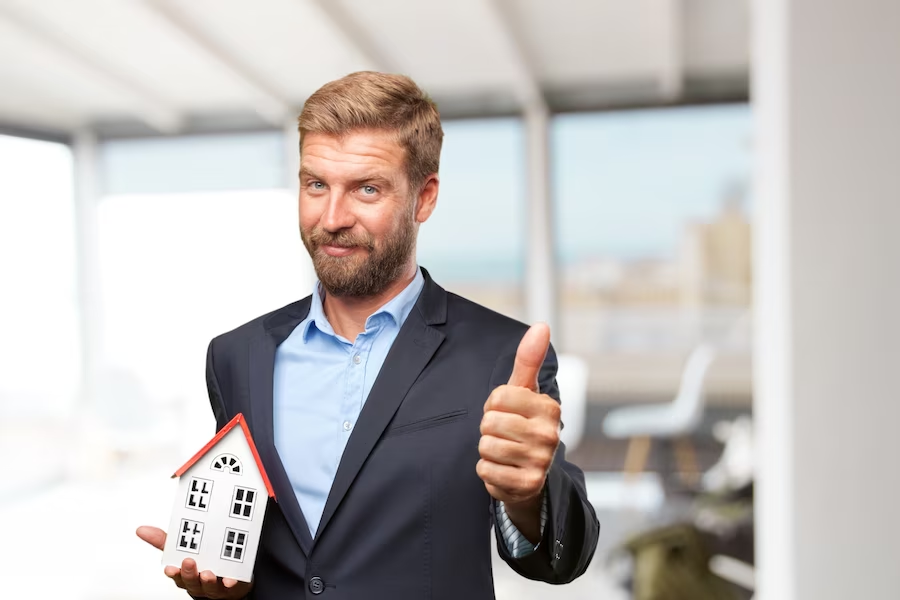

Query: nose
[320,191,355,233]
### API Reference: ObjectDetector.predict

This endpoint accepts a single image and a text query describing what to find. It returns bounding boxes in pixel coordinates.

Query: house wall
[162,426,269,582]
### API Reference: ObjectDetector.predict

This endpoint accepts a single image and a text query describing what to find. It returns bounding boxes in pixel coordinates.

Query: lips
[321,244,358,257]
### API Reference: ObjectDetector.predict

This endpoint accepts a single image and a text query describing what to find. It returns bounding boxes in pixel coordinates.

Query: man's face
[299,129,427,298]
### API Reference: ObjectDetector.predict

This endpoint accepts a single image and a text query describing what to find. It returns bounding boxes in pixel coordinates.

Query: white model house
[162,413,275,583]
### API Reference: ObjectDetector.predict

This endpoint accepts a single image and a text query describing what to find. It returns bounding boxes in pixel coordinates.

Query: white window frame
[177,519,204,554]
[185,477,213,512]
[230,486,257,521]
[221,527,249,563]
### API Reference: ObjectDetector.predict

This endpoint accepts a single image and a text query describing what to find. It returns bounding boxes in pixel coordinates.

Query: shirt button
[343,420,352,431]
[353,354,361,364]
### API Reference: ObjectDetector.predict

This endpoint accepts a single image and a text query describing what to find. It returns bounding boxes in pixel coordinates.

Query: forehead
[300,129,406,178]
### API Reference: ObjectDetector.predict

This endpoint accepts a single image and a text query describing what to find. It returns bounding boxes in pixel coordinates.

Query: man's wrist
[500,487,546,545]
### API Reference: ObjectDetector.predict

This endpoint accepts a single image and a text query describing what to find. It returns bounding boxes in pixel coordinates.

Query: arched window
[211,453,242,475]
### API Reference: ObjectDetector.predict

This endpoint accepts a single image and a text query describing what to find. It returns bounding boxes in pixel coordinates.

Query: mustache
[306,228,375,251]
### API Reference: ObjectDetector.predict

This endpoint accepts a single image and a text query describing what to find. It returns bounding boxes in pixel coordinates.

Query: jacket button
[308,576,325,595]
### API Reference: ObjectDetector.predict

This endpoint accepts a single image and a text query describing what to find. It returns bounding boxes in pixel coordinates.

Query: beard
[301,215,416,298]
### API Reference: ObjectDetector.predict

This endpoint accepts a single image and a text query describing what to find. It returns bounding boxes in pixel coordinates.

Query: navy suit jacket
[204,268,599,599]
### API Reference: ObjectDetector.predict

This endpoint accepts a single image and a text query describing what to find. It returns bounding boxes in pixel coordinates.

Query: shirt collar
[301,267,425,343]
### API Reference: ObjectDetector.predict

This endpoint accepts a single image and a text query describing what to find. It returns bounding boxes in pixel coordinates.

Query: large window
[416,118,525,320]
[0,135,77,495]
[97,188,305,451]
[552,105,753,404]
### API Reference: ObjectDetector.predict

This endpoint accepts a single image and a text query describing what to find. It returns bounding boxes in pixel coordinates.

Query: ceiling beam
[304,0,396,73]
[0,2,182,133]
[481,0,546,111]
[659,0,685,100]
[144,0,294,127]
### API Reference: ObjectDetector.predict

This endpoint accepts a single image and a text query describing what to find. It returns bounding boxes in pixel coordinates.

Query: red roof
[172,413,275,499]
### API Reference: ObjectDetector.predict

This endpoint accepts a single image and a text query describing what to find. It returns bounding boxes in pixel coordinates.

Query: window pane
[416,119,525,320]
[552,105,753,463]
[97,190,306,453]
[0,135,77,497]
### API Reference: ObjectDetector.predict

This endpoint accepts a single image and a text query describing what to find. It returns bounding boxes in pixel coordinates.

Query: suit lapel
[249,298,315,556]
[314,270,448,542]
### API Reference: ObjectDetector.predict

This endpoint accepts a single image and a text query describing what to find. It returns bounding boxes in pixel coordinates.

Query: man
[138,71,599,599]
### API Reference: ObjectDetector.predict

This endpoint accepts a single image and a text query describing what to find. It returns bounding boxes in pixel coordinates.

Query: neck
[322,262,418,342]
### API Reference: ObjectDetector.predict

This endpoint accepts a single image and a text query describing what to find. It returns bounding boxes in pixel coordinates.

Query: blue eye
[361,185,377,195]
[310,181,325,190]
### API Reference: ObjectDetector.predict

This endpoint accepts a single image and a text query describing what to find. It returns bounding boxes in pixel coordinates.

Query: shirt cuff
[495,491,549,558]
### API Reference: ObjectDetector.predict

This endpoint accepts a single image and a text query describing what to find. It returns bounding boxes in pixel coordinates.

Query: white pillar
[524,102,558,336]
[284,118,316,291]
[753,1,900,599]
[72,129,104,410]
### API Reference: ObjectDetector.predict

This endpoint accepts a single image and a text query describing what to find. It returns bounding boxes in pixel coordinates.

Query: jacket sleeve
[206,338,230,431]
[489,341,600,584]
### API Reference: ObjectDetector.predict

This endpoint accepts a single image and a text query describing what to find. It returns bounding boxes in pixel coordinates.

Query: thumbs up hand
[477,323,560,538]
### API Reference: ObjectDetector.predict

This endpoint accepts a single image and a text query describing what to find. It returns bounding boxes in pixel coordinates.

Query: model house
[162,413,275,582]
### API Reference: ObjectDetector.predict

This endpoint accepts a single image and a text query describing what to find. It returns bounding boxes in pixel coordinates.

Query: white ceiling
[0,0,749,138]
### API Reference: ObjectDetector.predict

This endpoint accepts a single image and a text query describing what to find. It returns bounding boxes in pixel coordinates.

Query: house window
[211,453,242,475]
[177,519,204,554]
[221,528,249,562]
[185,477,213,511]
[230,486,257,521]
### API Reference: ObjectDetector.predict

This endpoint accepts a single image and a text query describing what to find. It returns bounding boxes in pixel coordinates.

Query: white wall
[754,0,900,598]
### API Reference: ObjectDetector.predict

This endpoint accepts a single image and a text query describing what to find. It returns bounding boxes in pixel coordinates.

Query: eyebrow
[298,167,323,181]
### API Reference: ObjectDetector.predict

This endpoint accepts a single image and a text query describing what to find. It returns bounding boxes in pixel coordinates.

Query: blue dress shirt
[273,267,543,555]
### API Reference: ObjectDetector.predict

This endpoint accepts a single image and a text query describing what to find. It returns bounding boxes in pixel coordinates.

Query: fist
[477,323,561,507]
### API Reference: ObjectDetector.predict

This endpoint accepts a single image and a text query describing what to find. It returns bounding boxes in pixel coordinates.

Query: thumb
[507,323,551,392]
[136,525,167,551]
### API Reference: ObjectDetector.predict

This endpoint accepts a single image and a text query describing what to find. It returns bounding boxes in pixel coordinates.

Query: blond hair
[298,71,444,191]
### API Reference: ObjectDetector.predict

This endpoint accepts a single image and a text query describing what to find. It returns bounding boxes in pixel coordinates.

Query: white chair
[555,354,589,452]
[602,344,717,481]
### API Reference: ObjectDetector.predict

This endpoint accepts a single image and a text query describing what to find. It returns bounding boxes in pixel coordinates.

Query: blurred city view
[432,105,753,409]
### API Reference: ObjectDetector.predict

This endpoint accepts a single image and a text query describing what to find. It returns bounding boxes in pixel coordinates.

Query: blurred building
[680,189,752,308]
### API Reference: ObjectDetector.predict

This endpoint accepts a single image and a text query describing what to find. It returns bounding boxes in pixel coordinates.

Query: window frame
[185,476,213,512]
[220,527,249,563]
[229,485,257,521]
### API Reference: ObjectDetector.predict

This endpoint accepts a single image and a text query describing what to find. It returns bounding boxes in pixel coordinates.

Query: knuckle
[492,386,512,410]
[478,435,493,456]
[480,411,497,435]
[529,445,553,468]
[536,424,560,448]
[546,398,562,420]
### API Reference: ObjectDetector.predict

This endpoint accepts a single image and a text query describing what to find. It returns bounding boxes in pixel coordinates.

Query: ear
[414,174,439,224]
